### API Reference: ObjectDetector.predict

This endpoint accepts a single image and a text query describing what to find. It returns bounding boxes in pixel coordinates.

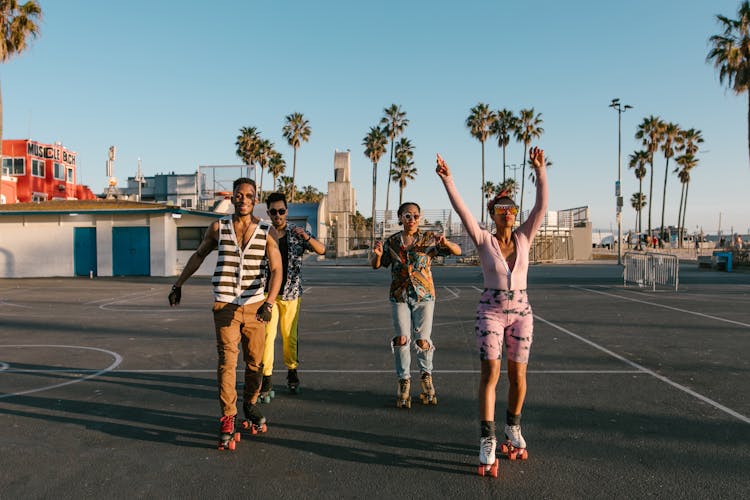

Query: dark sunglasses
[268,208,287,216]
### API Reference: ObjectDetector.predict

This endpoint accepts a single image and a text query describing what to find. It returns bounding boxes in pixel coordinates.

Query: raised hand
[435,153,451,179]
[529,146,546,170]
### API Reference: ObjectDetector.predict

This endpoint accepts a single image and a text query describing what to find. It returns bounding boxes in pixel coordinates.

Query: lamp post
[609,98,632,265]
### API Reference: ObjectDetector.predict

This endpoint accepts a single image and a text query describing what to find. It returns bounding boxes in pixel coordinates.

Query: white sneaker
[479,436,497,465]
[504,424,526,449]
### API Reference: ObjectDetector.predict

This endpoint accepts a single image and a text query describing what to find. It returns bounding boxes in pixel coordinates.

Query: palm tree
[255,138,274,202]
[278,175,294,199]
[674,128,703,245]
[630,192,647,242]
[267,150,286,191]
[466,103,496,224]
[707,1,750,166]
[490,109,516,182]
[674,153,699,246]
[362,125,388,245]
[514,108,544,222]
[482,181,497,217]
[0,0,41,171]
[391,137,416,206]
[658,122,682,240]
[628,150,650,234]
[236,126,260,190]
[635,115,663,238]
[380,104,409,217]
[298,185,323,203]
[497,178,518,199]
[282,112,311,202]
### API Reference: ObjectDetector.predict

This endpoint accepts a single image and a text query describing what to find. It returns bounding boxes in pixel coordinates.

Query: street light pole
[609,98,632,265]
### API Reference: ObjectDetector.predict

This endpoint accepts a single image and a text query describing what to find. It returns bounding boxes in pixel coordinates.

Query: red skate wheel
[228,439,236,451]
[241,420,250,430]
[477,465,486,476]
[234,432,241,442]
[519,449,528,460]
[500,443,509,454]
[490,461,499,477]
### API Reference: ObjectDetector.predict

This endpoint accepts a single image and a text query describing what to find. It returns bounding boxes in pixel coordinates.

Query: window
[54,162,65,180]
[2,157,25,175]
[31,159,45,178]
[177,227,207,250]
[180,198,193,208]
[31,192,48,202]
[66,168,74,183]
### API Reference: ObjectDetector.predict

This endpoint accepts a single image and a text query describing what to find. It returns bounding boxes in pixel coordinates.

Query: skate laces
[505,424,524,446]
[220,415,235,433]
[480,436,496,459]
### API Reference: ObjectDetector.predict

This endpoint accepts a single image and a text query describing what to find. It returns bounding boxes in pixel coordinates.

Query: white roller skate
[501,424,528,460]
[396,378,411,408]
[419,372,437,405]
[477,436,498,477]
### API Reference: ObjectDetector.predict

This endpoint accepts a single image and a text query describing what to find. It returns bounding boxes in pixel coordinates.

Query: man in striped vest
[169,177,282,450]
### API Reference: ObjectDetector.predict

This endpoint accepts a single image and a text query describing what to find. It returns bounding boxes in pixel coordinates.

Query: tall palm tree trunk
[659,158,670,240]
[371,161,377,247]
[502,145,507,183]
[519,145,528,223]
[681,181,691,242]
[291,148,298,202]
[638,178,644,234]
[385,141,394,218]
[480,142,486,225]
[676,183,685,248]
[647,163,654,238]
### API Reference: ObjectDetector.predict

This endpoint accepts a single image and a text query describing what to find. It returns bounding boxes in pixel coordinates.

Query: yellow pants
[262,297,301,376]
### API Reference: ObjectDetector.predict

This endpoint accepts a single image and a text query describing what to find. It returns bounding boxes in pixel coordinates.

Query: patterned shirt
[266,222,314,301]
[380,230,451,303]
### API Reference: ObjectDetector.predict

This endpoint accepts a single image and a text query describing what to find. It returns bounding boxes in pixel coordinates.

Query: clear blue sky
[3,0,748,235]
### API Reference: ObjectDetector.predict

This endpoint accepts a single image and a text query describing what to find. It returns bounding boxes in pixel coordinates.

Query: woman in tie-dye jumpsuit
[436,147,548,471]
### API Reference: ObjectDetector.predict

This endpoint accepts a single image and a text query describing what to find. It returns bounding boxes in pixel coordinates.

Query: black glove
[256,302,273,322]
[168,285,181,306]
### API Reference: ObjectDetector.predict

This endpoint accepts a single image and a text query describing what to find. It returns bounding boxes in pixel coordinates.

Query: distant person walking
[370,202,461,408]
[260,192,326,401]
[168,177,282,450]
[436,147,548,473]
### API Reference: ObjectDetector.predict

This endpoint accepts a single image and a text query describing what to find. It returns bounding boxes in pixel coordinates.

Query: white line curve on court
[0,345,123,400]
[572,285,750,328]
[535,315,750,424]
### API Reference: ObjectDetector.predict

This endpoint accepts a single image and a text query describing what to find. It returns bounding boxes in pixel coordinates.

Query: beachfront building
[122,171,202,208]
[1,139,97,204]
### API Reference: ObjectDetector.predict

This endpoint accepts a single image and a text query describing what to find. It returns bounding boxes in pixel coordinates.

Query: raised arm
[435,153,484,247]
[518,146,549,239]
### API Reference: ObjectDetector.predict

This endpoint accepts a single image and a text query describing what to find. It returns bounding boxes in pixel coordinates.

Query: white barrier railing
[623,252,679,291]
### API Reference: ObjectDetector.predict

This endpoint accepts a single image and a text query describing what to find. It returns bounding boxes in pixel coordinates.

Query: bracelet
[305,236,311,242]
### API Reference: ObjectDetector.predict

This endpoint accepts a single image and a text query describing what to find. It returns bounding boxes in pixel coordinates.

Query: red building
[1,139,96,204]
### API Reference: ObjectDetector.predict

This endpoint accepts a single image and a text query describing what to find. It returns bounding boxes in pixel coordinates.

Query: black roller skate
[241,402,268,435]
[419,372,438,405]
[217,414,241,451]
[287,368,300,394]
[396,378,411,408]
[259,375,275,404]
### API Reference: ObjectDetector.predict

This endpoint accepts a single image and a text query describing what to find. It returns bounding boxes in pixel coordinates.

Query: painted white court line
[535,315,750,424]
[0,368,642,374]
[0,345,123,400]
[572,285,750,328]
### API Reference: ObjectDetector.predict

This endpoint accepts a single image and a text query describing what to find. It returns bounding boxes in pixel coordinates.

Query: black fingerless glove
[168,285,181,306]
[256,301,273,322]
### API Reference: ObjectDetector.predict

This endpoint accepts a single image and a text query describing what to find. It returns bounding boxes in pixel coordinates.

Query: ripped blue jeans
[390,298,435,379]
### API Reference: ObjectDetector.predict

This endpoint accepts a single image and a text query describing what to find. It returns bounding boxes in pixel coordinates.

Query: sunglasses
[268,208,287,216]
[401,213,420,221]
[493,204,518,215]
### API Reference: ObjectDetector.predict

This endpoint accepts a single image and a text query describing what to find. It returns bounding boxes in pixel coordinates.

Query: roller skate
[259,375,275,404]
[287,369,300,394]
[240,402,268,435]
[396,378,411,408]
[500,424,528,460]
[477,436,498,477]
[217,414,241,451]
[418,372,437,405]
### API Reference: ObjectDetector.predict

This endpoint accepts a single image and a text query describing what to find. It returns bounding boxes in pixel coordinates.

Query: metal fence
[623,251,679,291]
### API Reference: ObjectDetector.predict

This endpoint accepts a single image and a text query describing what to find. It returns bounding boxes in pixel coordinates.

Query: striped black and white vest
[212,216,271,305]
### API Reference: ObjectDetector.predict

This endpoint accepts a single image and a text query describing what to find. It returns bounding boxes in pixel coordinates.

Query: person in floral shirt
[261,192,326,399]
[371,202,461,408]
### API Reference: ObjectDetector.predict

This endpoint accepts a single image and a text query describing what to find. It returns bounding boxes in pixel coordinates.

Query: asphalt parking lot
[1,262,748,499]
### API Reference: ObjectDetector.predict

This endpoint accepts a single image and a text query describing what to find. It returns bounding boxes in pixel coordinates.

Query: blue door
[112,227,151,276]
[74,227,97,277]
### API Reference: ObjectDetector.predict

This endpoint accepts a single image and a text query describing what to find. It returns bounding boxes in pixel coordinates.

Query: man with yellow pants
[261,192,325,401]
